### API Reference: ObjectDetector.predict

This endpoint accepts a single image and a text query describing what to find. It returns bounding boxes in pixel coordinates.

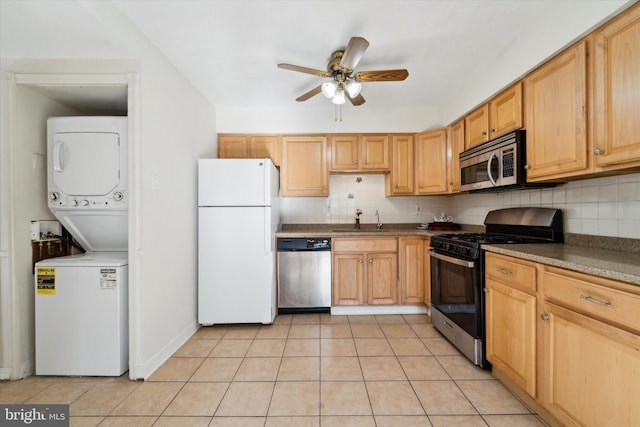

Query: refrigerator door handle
[264,208,271,254]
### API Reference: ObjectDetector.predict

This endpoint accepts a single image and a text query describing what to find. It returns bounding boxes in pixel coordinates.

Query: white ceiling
[0,0,632,114]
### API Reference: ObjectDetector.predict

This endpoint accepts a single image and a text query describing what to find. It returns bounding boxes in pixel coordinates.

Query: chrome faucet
[375,210,383,230]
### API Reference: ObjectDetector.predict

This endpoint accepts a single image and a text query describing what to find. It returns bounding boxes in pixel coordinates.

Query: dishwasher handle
[277,238,332,252]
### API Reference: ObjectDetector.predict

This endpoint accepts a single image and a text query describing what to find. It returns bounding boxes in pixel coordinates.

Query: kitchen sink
[331,227,388,232]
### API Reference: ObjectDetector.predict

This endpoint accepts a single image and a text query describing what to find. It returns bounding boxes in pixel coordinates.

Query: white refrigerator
[198,158,280,325]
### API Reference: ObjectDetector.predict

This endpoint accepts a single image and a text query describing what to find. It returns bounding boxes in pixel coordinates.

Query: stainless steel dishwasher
[277,238,331,313]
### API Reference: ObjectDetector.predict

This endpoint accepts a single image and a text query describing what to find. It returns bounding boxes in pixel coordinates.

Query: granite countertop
[276,223,476,238]
[483,243,640,286]
[277,223,640,287]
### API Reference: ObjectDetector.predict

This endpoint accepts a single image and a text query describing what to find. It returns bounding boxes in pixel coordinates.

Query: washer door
[51,132,121,196]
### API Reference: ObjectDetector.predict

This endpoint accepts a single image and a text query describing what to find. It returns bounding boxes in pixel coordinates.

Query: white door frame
[0,72,142,379]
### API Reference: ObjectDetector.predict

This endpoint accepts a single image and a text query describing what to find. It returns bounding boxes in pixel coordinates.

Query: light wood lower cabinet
[332,237,398,306]
[540,266,640,427]
[484,251,640,427]
[485,253,537,398]
[424,238,431,307]
[399,237,425,304]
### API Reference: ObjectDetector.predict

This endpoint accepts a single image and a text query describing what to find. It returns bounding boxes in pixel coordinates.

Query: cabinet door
[218,135,248,158]
[330,134,359,171]
[541,302,640,427]
[281,136,329,197]
[361,134,390,171]
[399,237,424,304]
[447,120,464,194]
[386,135,414,195]
[464,104,489,149]
[332,253,365,306]
[367,252,397,305]
[415,128,448,195]
[250,135,281,166]
[486,279,537,398]
[489,82,523,139]
[592,4,640,170]
[424,239,431,306]
[524,41,588,181]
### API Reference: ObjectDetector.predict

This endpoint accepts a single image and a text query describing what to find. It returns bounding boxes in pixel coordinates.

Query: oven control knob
[71,199,78,207]
[81,200,89,206]
[49,192,59,201]
[113,192,124,201]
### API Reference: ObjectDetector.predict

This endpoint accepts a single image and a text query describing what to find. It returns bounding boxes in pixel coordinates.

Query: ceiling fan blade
[354,69,409,82]
[340,37,369,71]
[278,63,329,77]
[347,92,365,106]
[296,85,323,102]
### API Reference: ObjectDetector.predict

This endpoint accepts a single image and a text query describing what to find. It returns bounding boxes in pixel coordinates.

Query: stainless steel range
[429,207,563,368]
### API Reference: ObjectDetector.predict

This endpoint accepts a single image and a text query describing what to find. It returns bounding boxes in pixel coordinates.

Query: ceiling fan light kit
[277,36,409,119]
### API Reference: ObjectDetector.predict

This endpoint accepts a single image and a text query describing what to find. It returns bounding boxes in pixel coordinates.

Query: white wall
[79,1,218,379]
[280,173,640,239]
[1,2,218,380]
[0,79,81,379]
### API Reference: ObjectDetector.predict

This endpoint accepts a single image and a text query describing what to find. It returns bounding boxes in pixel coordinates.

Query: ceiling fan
[278,36,409,107]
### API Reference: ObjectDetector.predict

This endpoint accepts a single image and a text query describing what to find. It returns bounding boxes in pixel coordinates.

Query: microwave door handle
[487,150,498,187]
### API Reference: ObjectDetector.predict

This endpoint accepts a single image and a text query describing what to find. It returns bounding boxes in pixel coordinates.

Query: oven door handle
[429,250,475,268]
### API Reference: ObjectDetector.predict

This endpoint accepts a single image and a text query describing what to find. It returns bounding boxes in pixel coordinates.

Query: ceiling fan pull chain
[334,104,343,122]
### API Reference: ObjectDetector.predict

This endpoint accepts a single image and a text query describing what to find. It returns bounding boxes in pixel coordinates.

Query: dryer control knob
[81,200,89,206]
[49,192,59,201]
[113,192,124,201]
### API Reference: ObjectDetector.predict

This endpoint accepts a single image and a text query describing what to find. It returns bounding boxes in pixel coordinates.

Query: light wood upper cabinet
[489,83,523,140]
[399,237,425,304]
[385,134,414,196]
[218,135,249,158]
[524,40,588,181]
[329,134,390,172]
[485,252,538,398]
[280,135,328,197]
[360,134,390,171]
[447,120,464,194]
[218,134,281,166]
[415,128,448,195]
[591,3,640,171]
[332,237,398,306]
[464,104,490,149]
[464,83,523,150]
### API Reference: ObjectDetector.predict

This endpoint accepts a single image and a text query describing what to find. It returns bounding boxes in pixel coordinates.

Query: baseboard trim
[330,305,429,316]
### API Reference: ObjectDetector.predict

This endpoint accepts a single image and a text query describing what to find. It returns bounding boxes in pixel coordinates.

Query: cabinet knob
[353,160,358,164]
[594,148,604,155]
[540,314,549,321]
[481,131,487,136]
[490,128,496,133]
[359,258,363,264]
[368,258,373,263]
[483,288,490,293]
[524,164,530,170]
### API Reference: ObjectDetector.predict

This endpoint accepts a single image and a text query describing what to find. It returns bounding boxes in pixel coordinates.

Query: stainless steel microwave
[459,130,553,192]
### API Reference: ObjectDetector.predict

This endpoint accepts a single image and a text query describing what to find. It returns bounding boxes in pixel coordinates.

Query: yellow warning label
[37,267,56,295]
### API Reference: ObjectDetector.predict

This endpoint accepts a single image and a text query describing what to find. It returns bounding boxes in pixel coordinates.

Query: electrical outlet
[416,205,422,213]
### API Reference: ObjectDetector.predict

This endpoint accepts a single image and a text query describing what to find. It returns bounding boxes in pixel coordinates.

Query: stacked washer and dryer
[34,116,129,376]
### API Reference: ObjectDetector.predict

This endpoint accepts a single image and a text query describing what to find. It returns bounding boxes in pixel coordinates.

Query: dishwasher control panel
[278,238,331,251]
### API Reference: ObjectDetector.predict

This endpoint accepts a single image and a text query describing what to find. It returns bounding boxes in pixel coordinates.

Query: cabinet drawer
[333,237,397,253]
[543,266,640,334]
[485,252,537,294]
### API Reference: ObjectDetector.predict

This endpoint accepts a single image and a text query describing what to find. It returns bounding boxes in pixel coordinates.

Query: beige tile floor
[0,313,550,427]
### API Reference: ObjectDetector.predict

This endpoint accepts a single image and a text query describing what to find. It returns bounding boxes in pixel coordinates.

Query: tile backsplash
[279,172,640,239]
